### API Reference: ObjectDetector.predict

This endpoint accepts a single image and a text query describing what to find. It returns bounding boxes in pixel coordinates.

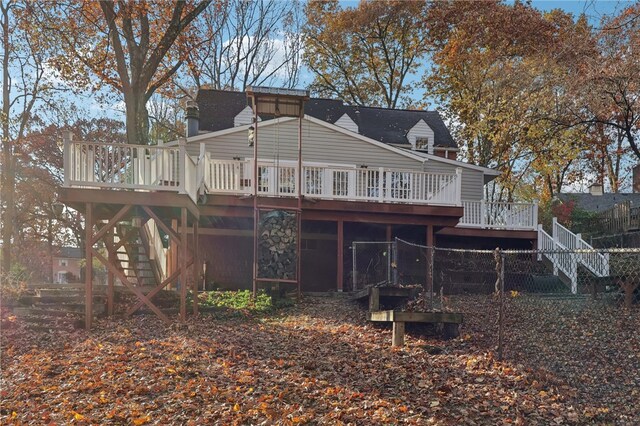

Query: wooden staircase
[14,284,106,331]
[115,223,162,289]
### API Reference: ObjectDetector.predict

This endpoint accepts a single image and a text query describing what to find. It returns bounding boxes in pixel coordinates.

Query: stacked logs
[258,210,298,280]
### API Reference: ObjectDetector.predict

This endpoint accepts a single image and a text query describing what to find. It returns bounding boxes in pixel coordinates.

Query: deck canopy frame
[246,86,309,297]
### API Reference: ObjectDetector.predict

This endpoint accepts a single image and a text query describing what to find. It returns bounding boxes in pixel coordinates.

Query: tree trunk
[1,3,13,274]
[124,87,150,145]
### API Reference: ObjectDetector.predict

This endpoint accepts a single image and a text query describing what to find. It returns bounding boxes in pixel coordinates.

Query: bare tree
[186,0,303,92]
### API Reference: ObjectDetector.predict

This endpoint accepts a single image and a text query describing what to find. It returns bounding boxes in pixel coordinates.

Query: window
[415,137,429,151]
[59,259,68,267]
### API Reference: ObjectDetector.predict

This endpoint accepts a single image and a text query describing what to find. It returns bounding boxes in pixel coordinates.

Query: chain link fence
[350,242,395,291]
[352,239,640,303]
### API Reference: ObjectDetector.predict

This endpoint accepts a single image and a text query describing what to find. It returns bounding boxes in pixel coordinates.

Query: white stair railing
[538,217,610,293]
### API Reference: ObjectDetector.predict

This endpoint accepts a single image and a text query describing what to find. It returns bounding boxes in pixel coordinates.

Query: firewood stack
[258,210,298,279]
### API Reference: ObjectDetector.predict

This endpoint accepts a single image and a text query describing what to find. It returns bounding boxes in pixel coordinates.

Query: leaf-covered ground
[1,295,638,425]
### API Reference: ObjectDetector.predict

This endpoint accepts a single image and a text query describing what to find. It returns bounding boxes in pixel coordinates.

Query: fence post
[392,239,398,286]
[429,246,435,310]
[494,248,505,361]
[352,243,358,291]
[387,242,392,285]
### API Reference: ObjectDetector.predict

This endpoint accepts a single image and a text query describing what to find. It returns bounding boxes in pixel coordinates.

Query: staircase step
[37,288,106,298]
[14,304,105,317]
[20,295,105,304]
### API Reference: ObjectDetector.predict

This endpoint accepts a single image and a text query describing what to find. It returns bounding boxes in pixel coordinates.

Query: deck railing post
[63,131,73,186]
[378,168,384,201]
[455,168,463,206]
[480,199,486,228]
[178,137,186,194]
[532,201,539,229]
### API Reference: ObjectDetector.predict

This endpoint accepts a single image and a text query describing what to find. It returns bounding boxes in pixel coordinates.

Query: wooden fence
[596,200,640,234]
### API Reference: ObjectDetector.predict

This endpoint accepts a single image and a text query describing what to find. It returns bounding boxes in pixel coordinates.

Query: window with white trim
[415,137,429,151]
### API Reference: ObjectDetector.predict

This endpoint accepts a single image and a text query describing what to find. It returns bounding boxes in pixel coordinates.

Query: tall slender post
[180,207,188,321]
[297,112,303,297]
[107,229,115,317]
[252,99,259,298]
[337,219,344,292]
[426,224,434,297]
[84,203,93,330]
[193,220,199,316]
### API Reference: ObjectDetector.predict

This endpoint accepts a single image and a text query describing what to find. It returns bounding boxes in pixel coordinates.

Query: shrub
[196,290,293,313]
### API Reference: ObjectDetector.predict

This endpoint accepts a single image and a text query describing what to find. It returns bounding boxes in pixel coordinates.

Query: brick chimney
[589,182,603,196]
[633,164,640,193]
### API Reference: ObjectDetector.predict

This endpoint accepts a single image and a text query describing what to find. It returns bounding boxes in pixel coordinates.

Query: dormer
[334,113,358,133]
[406,119,434,154]
[234,105,261,127]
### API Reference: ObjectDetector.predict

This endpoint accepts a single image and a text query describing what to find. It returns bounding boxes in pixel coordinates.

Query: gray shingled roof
[58,247,82,259]
[558,193,640,213]
[195,89,457,149]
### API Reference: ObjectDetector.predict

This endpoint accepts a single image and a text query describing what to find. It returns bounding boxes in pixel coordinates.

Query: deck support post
[192,220,199,316]
[426,225,434,296]
[337,219,344,292]
[84,202,93,330]
[392,321,405,347]
[107,230,115,317]
[180,207,188,322]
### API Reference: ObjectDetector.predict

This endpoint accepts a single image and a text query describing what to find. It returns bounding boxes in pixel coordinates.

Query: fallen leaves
[1,296,638,424]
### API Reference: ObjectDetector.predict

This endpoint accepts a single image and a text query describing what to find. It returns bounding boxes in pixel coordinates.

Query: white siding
[334,113,358,133]
[423,160,484,201]
[234,106,258,127]
[187,117,486,201]
[406,119,434,154]
[187,118,423,170]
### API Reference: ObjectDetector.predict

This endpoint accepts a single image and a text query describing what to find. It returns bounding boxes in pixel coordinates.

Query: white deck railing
[203,157,462,206]
[62,135,203,203]
[458,201,538,230]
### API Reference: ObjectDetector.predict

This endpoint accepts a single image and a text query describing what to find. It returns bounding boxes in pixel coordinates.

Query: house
[58,87,538,327]
[557,171,640,235]
[53,247,82,283]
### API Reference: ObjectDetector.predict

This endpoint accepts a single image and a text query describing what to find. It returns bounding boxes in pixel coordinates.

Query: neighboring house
[558,175,640,235]
[59,87,539,296]
[558,183,640,214]
[53,247,82,283]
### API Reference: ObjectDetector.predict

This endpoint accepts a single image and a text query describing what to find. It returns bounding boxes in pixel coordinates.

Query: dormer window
[407,119,434,153]
[415,137,429,151]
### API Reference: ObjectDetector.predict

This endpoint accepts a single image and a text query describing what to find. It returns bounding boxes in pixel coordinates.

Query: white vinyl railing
[459,201,538,230]
[202,158,462,206]
[62,134,204,203]
[538,217,610,293]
